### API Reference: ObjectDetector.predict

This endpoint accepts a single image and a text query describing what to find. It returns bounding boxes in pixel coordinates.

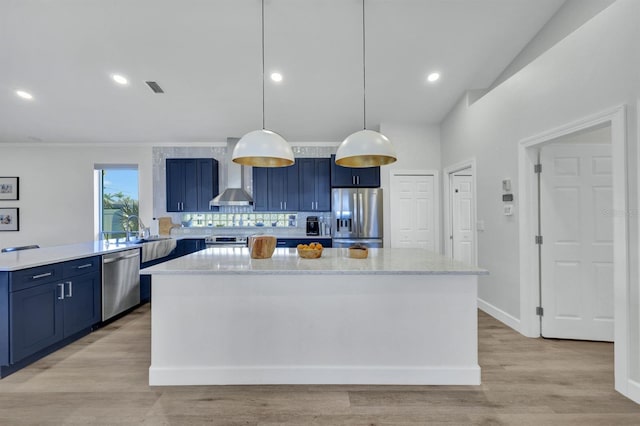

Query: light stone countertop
[0,241,142,272]
[142,247,489,276]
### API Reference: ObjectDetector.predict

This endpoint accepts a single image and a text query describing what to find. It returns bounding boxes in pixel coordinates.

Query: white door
[390,173,437,251]
[539,143,613,341]
[450,174,474,265]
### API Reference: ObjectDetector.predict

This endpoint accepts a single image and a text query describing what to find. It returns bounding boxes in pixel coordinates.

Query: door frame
[389,170,440,253]
[518,105,630,397]
[443,159,477,265]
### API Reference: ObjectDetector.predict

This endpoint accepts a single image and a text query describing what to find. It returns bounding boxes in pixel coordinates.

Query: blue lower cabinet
[140,274,151,303]
[276,238,333,248]
[10,282,64,363]
[62,273,101,338]
[3,256,101,372]
[175,239,206,256]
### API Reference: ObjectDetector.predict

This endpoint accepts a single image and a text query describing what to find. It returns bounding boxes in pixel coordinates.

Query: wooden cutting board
[158,217,181,236]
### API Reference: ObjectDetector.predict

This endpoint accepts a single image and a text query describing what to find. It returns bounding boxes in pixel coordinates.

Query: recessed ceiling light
[427,72,440,83]
[16,90,33,100]
[112,74,129,85]
[270,72,283,83]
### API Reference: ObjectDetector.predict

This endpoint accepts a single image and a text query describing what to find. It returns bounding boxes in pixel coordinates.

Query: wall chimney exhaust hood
[210,138,253,207]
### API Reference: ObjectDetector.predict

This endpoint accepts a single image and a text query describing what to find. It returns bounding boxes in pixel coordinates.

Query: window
[95,165,139,241]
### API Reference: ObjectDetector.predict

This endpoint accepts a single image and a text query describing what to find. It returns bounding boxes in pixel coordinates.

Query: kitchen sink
[138,238,177,263]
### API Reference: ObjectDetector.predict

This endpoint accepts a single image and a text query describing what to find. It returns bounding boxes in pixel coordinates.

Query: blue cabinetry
[276,238,333,248]
[330,154,380,188]
[252,163,299,211]
[1,256,101,375]
[166,158,219,212]
[10,281,63,363]
[299,158,331,211]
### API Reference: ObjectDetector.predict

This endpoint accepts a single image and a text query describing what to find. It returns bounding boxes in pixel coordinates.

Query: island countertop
[142,247,488,276]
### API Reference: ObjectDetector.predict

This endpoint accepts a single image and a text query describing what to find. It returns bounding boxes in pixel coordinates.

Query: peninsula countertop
[0,241,143,272]
[141,247,488,276]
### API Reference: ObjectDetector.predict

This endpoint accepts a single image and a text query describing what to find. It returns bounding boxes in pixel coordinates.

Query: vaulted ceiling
[1,0,565,144]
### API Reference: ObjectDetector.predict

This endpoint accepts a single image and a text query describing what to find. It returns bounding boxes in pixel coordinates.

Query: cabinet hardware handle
[65,281,73,298]
[357,176,360,185]
[352,176,355,185]
[284,201,287,210]
[57,283,65,300]
[76,263,92,269]
[32,272,52,280]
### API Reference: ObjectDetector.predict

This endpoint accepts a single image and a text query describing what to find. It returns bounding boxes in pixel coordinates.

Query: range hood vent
[210,138,253,207]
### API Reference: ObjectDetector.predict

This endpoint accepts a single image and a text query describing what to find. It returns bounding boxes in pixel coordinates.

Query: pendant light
[232,0,294,167]
[335,0,397,168]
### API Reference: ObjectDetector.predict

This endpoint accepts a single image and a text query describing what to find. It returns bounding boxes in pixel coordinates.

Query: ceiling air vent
[145,81,164,93]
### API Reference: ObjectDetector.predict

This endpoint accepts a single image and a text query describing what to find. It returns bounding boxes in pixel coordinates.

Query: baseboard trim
[149,365,481,386]
[625,379,640,404]
[478,298,521,333]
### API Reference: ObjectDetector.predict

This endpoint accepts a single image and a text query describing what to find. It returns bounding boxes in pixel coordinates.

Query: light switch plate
[476,220,485,231]
[502,179,511,192]
[503,204,514,216]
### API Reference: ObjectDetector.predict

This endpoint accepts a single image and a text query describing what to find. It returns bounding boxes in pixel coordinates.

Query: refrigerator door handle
[358,192,364,236]
[353,192,358,234]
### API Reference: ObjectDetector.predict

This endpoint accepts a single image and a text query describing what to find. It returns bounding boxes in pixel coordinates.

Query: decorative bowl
[297,242,323,259]
[348,245,368,259]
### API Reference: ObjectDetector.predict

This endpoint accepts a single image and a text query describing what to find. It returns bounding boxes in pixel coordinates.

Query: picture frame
[0,177,19,200]
[0,208,19,231]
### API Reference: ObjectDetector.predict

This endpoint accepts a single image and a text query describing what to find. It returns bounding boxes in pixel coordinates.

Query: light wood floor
[1,304,639,425]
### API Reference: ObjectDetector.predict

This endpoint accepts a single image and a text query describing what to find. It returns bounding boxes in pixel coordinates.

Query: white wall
[440,0,639,398]
[0,144,153,248]
[379,122,441,248]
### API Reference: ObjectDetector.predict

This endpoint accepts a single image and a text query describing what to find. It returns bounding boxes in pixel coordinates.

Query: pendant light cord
[262,0,266,130]
[362,0,367,130]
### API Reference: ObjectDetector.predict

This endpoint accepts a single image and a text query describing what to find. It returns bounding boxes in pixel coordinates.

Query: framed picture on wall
[0,208,19,231]
[0,177,19,200]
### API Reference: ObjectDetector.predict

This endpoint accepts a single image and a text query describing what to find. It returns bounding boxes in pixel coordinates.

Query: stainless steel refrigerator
[332,188,383,248]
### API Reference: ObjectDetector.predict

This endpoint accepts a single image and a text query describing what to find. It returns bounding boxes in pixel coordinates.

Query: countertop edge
[141,269,489,276]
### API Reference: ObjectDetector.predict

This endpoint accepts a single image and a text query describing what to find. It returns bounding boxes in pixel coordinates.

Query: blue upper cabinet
[166,158,219,212]
[253,163,299,212]
[299,158,331,211]
[196,159,219,212]
[252,167,269,211]
[330,154,380,188]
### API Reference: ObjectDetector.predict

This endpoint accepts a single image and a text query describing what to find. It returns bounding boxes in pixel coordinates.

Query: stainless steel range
[205,236,248,248]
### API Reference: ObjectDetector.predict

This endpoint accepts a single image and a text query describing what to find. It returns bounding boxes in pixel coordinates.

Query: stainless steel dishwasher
[102,248,140,321]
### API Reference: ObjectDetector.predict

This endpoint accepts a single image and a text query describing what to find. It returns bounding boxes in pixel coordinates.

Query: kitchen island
[143,247,488,386]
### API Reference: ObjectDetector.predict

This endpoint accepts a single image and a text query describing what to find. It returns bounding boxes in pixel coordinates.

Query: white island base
[146,248,485,386]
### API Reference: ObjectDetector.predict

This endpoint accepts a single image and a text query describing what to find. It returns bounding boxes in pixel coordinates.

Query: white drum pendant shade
[335,129,397,167]
[232,129,295,167]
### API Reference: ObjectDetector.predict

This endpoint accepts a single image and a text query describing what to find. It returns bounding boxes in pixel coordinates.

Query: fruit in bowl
[297,242,323,259]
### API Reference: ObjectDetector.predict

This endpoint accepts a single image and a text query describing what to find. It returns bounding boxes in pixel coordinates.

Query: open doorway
[537,126,613,341]
[518,105,631,399]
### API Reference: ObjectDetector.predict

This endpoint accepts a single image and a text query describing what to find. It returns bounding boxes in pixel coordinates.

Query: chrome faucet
[125,215,146,242]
